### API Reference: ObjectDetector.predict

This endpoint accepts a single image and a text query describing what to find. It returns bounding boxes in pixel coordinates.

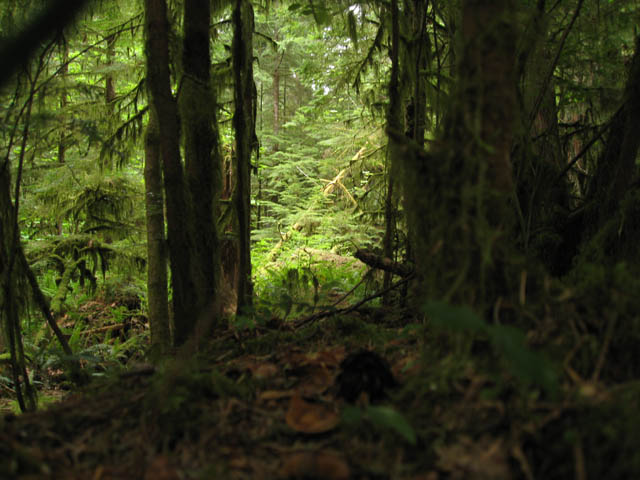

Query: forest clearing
[1,0,640,478]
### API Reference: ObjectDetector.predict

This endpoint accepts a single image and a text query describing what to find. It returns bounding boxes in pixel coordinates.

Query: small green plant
[342,404,417,445]
[424,301,559,396]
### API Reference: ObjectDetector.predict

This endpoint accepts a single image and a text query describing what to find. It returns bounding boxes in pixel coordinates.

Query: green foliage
[253,243,370,319]
[425,301,559,396]
[342,404,417,445]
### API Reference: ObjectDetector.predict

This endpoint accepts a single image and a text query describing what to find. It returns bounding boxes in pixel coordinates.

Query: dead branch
[293,274,413,329]
[354,249,413,277]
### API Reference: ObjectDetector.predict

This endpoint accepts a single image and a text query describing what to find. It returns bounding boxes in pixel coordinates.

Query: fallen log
[353,249,413,277]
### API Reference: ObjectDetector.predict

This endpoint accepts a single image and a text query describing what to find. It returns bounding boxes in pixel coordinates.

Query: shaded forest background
[1,0,640,478]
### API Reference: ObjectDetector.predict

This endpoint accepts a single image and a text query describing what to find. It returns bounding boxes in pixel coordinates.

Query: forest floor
[2,282,640,479]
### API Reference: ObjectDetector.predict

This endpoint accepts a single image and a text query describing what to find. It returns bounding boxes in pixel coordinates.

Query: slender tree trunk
[144,0,198,346]
[57,41,68,235]
[232,0,255,314]
[404,0,429,147]
[273,51,282,151]
[144,110,171,353]
[180,0,222,332]
[102,33,117,170]
[382,0,402,305]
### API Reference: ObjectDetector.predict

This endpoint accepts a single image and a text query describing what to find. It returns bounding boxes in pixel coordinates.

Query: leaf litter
[2,297,640,479]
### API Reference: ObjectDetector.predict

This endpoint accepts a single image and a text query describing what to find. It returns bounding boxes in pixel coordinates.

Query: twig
[293,274,414,328]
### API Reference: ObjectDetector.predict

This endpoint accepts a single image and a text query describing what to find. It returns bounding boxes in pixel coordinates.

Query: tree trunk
[400,0,519,306]
[144,0,198,346]
[382,0,402,305]
[586,35,640,232]
[0,84,38,411]
[102,33,117,170]
[571,35,640,267]
[0,164,36,412]
[232,0,255,314]
[144,110,171,353]
[57,41,69,235]
[403,0,429,147]
[459,0,517,194]
[273,51,282,151]
[180,0,222,333]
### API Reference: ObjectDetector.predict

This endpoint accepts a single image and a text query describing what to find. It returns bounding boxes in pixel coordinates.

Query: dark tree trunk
[144,110,171,353]
[0,164,36,412]
[586,35,640,232]
[459,0,517,194]
[144,0,198,346]
[567,35,640,268]
[232,0,255,314]
[403,0,429,147]
[382,0,402,305]
[0,82,39,411]
[513,5,570,263]
[399,0,519,306]
[180,0,222,332]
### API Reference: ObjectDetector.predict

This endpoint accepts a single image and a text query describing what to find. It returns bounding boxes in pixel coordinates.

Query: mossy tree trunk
[144,110,171,353]
[179,0,222,335]
[232,0,256,314]
[382,0,403,305]
[0,81,38,411]
[0,165,36,412]
[403,0,429,147]
[400,0,519,307]
[144,0,198,346]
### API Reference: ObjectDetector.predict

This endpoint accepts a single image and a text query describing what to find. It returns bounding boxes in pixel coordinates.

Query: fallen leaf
[144,456,180,480]
[279,451,350,480]
[259,390,295,402]
[285,393,339,434]
[297,365,334,395]
[436,436,511,480]
[252,362,279,379]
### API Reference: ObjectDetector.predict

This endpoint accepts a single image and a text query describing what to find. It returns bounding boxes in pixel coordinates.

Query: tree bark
[586,35,640,232]
[382,0,402,305]
[144,110,171,353]
[273,51,283,151]
[232,0,256,314]
[144,0,198,346]
[399,0,519,306]
[180,0,222,332]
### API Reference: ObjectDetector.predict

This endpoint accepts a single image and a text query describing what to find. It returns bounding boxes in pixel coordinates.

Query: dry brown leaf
[228,455,250,470]
[436,436,511,480]
[144,456,180,480]
[285,393,340,434]
[392,354,421,380]
[279,451,350,480]
[252,362,279,379]
[297,365,334,395]
[259,389,295,402]
[307,346,346,368]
